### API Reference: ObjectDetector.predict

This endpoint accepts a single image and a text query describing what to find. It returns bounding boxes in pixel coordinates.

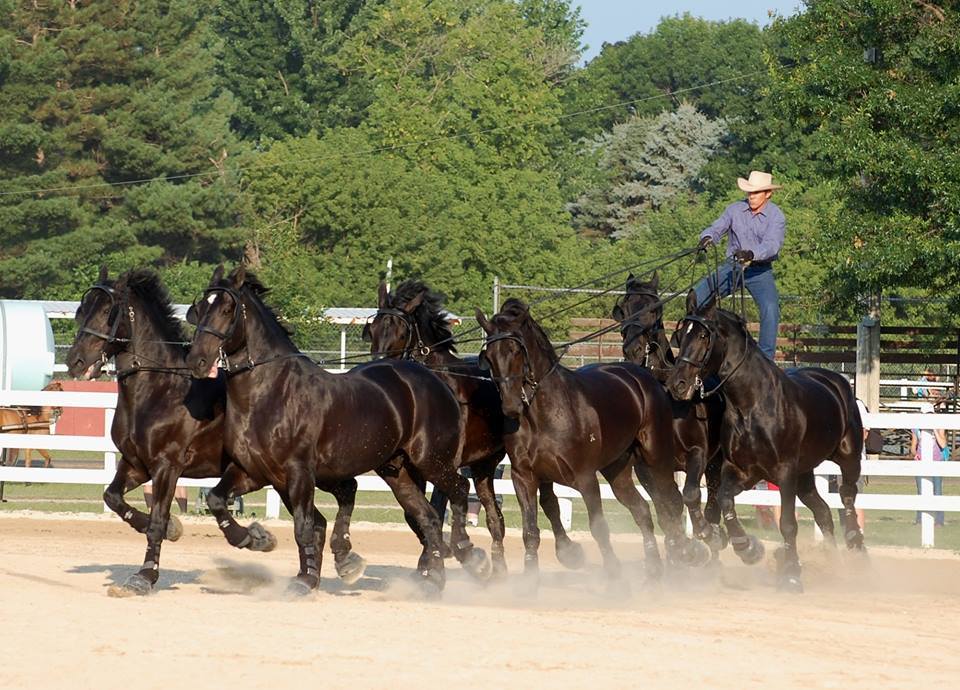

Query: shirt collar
[741,200,768,217]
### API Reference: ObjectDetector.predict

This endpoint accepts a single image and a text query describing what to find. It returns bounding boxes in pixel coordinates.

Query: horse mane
[392,280,457,354]
[122,269,187,344]
[228,269,295,340]
[624,274,656,295]
[496,298,558,365]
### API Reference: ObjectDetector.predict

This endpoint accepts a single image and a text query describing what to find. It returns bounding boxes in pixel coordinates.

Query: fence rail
[1,390,957,546]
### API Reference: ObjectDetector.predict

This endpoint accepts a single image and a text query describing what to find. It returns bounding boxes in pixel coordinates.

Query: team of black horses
[66,261,865,597]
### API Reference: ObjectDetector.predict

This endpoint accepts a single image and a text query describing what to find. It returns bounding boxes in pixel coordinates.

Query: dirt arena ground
[2,512,958,690]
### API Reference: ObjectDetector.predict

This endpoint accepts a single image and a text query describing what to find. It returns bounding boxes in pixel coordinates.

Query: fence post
[493,276,500,314]
[339,326,347,371]
[266,488,281,519]
[920,431,935,547]
[855,295,881,413]
[813,474,829,542]
[102,407,115,513]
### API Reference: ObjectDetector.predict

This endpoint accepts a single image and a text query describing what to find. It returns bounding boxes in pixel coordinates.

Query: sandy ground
[1,511,958,690]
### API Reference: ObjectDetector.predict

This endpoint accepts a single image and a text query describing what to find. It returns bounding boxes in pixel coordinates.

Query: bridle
[617,290,668,371]
[479,332,559,407]
[674,313,748,398]
[366,307,431,360]
[76,283,189,378]
[190,285,309,374]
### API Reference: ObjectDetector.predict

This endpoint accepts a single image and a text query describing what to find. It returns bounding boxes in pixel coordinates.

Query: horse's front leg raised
[103,458,184,541]
[682,447,725,555]
[321,477,367,585]
[108,463,179,597]
[538,481,585,570]
[206,463,276,552]
[718,460,765,566]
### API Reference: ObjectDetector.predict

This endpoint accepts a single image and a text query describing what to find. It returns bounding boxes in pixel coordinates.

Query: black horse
[363,280,585,576]
[66,267,367,595]
[613,272,725,553]
[185,265,488,594]
[65,268,281,596]
[476,299,707,593]
[667,290,866,591]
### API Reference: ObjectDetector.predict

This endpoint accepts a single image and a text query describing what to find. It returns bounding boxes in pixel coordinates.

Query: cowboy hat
[737,170,783,193]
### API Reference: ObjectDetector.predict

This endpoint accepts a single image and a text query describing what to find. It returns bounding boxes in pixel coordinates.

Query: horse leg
[469,457,508,578]
[322,478,367,585]
[837,456,866,551]
[797,470,836,547]
[511,467,542,593]
[682,448,724,555]
[636,460,709,568]
[376,460,446,593]
[578,474,629,597]
[602,462,662,582]
[719,460,765,565]
[703,452,723,526]
[285,466,322,596]
[539,481,585,570]
[776,472,803,592]
[431,468,491,581]
[103,459,184,541]
[108,465,179,597]
[37,448,54,469]
[206,464,276,552]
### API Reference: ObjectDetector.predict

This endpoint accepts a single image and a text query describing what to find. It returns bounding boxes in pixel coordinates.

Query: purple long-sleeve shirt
[699,200,786,263]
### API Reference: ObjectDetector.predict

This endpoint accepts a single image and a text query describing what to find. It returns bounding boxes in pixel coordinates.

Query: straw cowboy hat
[737,170,783,193]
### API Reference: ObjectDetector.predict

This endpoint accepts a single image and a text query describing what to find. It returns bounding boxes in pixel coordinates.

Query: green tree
[770,0,960,318]
[571,103,727,238]
[0,0,247,300]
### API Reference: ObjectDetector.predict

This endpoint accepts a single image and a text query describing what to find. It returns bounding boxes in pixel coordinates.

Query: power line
[0,69,768,199]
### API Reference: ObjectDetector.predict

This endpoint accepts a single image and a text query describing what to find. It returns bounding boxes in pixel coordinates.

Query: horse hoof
[462,547,492,581]
[685,539,712,568]
[701,525,726,552]
[246,522,277,552]
[555,540,586,570]
[165,515,183,542]
[644,556,664,582]
[285,576,317,598]
[735,535,765,565]
[440,541,453,560]
[107,572,154,598]
[335,552,367,586]
[491,556,508,580]
[777,574,804,594]
[412,568,445,596]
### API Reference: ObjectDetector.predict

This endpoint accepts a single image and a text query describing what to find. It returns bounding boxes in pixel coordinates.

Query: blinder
[77,284,125,343]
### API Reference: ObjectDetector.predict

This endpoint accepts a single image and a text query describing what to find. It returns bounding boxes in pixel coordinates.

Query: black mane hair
[122,269,187,345]
[495,298,558,365]
[392,280,457,354]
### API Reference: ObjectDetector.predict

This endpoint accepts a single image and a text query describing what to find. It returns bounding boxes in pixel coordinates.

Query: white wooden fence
[1,390,958,547]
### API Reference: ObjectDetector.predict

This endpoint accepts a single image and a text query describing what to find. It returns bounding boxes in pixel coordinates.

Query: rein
[480,333,561,407]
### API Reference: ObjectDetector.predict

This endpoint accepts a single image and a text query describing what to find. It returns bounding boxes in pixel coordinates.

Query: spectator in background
[910,402,948,526]
[913,369,943,402]
[144,484,189,515]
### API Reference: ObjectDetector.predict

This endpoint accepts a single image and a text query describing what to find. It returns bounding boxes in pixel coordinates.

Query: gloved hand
[697,236,713,252]
[733,249,754,264]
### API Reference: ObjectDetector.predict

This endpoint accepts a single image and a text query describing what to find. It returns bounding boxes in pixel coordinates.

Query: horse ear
[211,264,224,285]
[98,265,108,283]
[185,301,198,326]
[476,308,493,334]
[230,264,246,289]
[611,301,624,322]
[377,281,388,309]
[685,289,698,314]
[701,291,717,317]
[650,271,659,291]
[402,291,426,314]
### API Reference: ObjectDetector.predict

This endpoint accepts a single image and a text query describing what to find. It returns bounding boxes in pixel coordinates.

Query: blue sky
[576,1,805,61]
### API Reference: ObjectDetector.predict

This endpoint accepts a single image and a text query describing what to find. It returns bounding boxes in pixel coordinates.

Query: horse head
[667,289,727,401]
[362,280,428,359]
[613,272,666,366]
[476,298,556,419]
[67,266,125,379]
[186,264,248,378]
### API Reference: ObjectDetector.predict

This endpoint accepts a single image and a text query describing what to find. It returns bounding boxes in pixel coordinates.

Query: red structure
[55,380,117,436]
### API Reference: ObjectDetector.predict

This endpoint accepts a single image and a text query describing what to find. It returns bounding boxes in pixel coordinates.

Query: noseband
[675,313,750,398]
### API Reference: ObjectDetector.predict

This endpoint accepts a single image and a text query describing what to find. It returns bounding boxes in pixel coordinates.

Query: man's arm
[753,209,786,261]
[699,205,733,245]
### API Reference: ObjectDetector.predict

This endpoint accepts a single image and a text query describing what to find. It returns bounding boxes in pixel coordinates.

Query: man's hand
[733,249,754,265]
[697,236,713,252]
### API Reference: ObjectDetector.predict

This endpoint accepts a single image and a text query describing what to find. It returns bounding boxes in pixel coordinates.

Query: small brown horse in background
[0,381,64,468]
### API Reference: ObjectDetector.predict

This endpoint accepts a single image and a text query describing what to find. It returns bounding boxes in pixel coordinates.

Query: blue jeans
[915,475,944,525]
[694,261,780,360]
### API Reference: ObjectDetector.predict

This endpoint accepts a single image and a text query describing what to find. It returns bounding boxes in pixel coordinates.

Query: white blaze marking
[206,293,217,304]
[686,322,694,334]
